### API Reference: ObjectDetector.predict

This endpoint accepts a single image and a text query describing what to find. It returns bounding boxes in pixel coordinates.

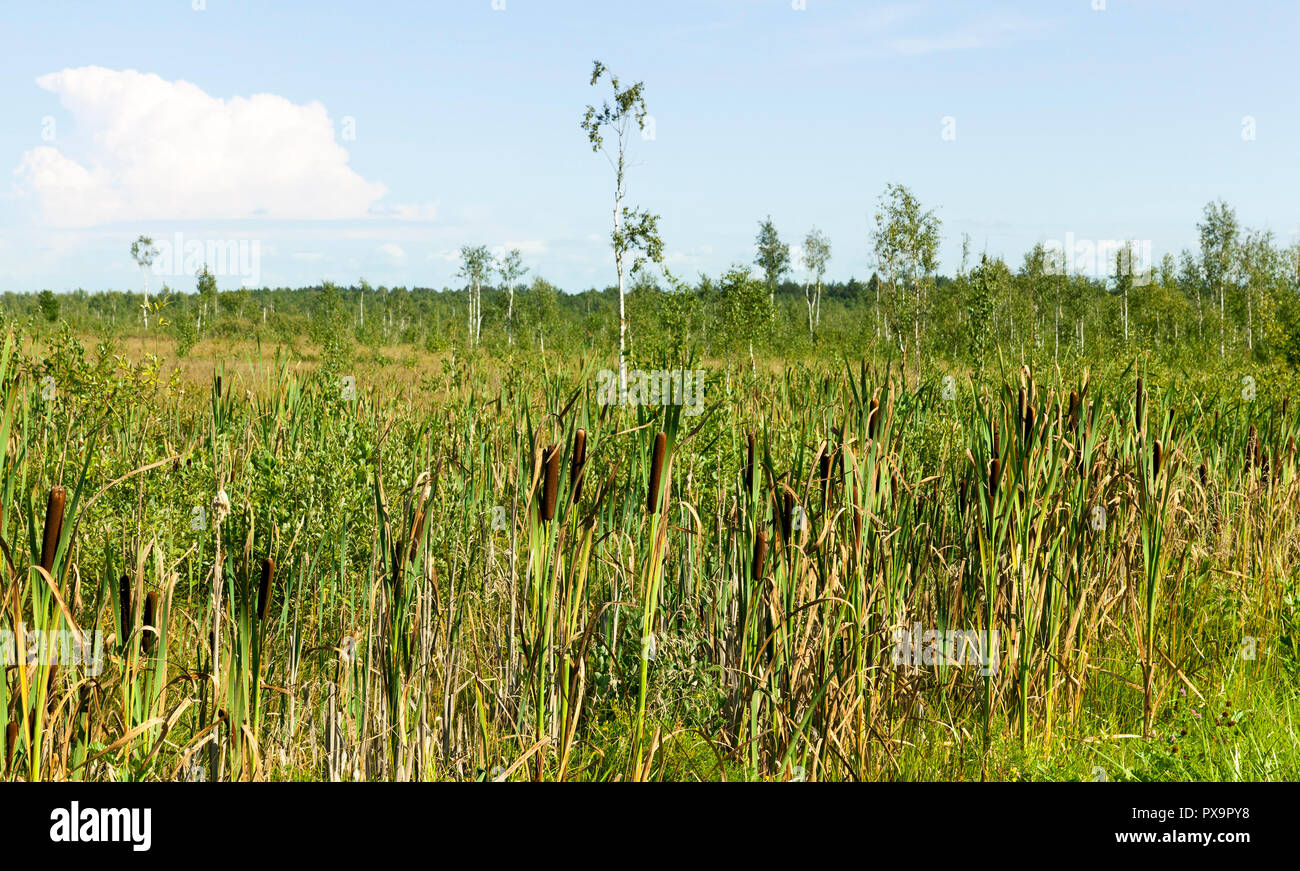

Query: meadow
[2,320,1298,782]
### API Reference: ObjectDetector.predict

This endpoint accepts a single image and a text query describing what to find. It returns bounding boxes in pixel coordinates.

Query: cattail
[39,486,66,576]
[958,476,969,514]
[540,445,560,522]
[1247,424,1258,469]
[818,448,832,498]
[1134,376,1145,435]
[1198,462,1208,489]
[780,490,794,541]
[742,432,755,492]
[991,421,1001,462]
[4,720,16,776]
[1067,390,1080,432]
[258,557,275,621]
[215,375,223,397]
[119,574,132,643]
[1024,403,1036,445]
[391,539,405,599]
[988,457,1002,508]
[868,397,881,440]
[569,428,588,503]
[141,591,159,655]
[647,431,667,515]
[1017,387,1026,427]
[1153,440,1163,478]
[751,532,768,582]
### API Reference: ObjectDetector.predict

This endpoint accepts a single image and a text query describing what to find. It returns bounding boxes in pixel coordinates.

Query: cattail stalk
[119,574,132,646]
[541,445,560,522]
[258,557,275,621]
[142,591,159,655]
[569,428,588,503]
[647,432,667,515]
[39,486,65,576]
[4,720,16,776]
[751,532,768,582]
[742,432,755,492]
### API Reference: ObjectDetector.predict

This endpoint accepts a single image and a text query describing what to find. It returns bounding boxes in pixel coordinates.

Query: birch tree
[800,228,831,340]
[496,248,527,345]
[1198,200,1239,358]
[871,184,940,376]
[458,244,492,348]
[131,235,159,328]
[582,60,664,401]
[755,216,790,312]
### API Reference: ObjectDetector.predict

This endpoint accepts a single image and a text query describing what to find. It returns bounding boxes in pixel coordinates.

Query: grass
[0,325,1298,781]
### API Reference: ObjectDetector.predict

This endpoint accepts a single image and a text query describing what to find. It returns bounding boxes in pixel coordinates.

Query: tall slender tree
[755,216,790,312]
[582,60,664,401]
[1198,199,1239,358]
[871,184,941,376]
[459,244,492,348]
[497,248,528,346]
[130,235,159,328]
[800,228,831,340]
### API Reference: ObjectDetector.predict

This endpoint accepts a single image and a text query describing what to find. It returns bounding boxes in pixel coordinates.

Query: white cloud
[13,66,396,226]
[377,243,406,262]
[492,240,548,258]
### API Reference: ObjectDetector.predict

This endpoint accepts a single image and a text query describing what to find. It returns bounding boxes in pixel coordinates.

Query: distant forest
[6,199,1300,372]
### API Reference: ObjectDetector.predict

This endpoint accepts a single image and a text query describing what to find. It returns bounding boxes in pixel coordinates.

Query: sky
[1,0,1297,294]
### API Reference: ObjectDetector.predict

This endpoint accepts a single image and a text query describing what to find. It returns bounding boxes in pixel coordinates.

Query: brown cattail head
[569,428,588,503]
[1024,403,1036,445]
[39,486,66,576]
[1247,424,1258,469]
[1067,390,1080,432]
[1198,462,1208,490]
[541,444,560,522]
[818,448,832,495]
[1153,440,1163,478]
[743,432,755,492]
[258,557,275,621]
[119,574,132,641]
[1135,376,1145,435]
[647,432,667,515]
[991,420,1001,462]
[142,591,159,655]
[958,476,969,514]
[988,457,1002,508]
[780,491,794,541]
[751,532,768,582]
[868,397,881,440]
[4,720,16,776]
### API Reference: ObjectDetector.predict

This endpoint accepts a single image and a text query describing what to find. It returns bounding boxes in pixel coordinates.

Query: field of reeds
[3,326,1299,782]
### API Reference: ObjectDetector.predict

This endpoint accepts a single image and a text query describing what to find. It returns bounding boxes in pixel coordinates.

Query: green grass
[1,324,1298,782]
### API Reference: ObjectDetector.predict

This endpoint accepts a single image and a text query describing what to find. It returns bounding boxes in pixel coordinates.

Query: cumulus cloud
[13,66,400,226]
[377,243,406,262]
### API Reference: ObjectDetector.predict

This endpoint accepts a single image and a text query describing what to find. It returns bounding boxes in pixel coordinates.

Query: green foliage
[37,289,59,322]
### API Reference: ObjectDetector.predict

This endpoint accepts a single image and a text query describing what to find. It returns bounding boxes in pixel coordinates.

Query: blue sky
[1,0,1297,293]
